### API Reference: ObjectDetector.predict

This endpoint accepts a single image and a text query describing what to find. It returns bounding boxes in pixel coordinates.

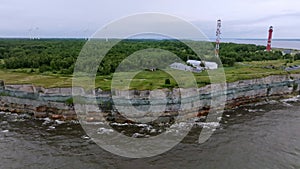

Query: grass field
[1,59,300,90]
[0,70,72,88]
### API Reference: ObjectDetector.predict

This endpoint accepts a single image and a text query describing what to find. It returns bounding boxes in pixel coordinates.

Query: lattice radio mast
[215,19,222,57]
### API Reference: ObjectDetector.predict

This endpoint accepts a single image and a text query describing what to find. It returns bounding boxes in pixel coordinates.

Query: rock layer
[0,74,299,123]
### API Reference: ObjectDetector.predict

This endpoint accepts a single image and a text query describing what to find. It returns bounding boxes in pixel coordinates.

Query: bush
[39,65,51,73]
[65,97,74,105]
[294,53,300,60]
[220,56,235,67]
[165,79,171,85]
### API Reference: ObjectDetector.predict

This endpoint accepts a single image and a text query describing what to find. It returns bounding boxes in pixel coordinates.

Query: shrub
[165,79,171,85]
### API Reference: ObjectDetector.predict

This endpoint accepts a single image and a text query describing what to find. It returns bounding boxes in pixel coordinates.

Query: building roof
[169,62,202,73]
[187,60,218,70]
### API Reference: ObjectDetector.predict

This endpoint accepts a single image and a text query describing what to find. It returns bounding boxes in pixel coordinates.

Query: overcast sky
[1,0,299,39]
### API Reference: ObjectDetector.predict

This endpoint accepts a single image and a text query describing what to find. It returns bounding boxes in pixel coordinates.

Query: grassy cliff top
[0,39,299,90]
[1,59,299,90]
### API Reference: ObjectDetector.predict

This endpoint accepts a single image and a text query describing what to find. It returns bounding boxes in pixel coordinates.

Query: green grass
[1,59,300,90]
[0,70,72,88]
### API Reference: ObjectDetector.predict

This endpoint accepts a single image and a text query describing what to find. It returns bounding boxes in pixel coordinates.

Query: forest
[0,38,296,75]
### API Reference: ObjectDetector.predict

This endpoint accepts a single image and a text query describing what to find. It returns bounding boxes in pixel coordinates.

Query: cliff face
[0,84,76,120]
[0,74,299,122]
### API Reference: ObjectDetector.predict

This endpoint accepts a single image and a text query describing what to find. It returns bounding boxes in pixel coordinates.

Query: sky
[1,0,300,39]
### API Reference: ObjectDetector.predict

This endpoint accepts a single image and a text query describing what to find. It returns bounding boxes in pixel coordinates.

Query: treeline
[0,39,211,75]
[0,38,291,75]
[0,39,85,74]
[219,43,284,66]
[92,39,213,75]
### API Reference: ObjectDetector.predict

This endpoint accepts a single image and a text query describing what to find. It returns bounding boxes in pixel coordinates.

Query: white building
[169,62,202,73]
[187,60,218,70]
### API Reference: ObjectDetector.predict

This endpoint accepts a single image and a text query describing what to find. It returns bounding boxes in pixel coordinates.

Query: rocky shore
[1,74,300,123]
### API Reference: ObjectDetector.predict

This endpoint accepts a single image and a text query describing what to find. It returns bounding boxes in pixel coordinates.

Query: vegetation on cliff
[0,38,299,90]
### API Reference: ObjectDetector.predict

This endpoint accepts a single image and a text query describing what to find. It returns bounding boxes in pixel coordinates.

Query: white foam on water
[110,122,130,126]
[110,122,151,128]
[161,122,194,136]
[42,121,50,125]
[196,122,220,129]
[48,126,56,130]
[82,121,105,125]
[135,123,149,127]
[81,135,90,140]
[43,117,52,122]
[282,102,293,107]
[170,122,193,130]
[18,114,31,119]
[132,133,145,138]
[247,109,265,113]
[55,120,65,125]
[281,95,300,103]
[70,120,80,124]
[268,100,279,104]
[254,100,278,106]
[150,129,156,134]
[97,127,114,135]
[1,121,8,125]
[42,118,53,125]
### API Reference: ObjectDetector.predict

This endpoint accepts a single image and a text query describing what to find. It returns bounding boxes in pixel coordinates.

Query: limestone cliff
[0,74,299,122]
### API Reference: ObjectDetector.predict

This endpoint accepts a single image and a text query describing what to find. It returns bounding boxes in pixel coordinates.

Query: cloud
[0,0,299,38]
[191,11,300,39]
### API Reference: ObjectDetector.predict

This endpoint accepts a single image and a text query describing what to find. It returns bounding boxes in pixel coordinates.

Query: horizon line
[0,37,300,41]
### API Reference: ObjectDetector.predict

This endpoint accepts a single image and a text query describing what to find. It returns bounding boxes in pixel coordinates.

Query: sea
[0,97,300,169]
[222,38,300,50]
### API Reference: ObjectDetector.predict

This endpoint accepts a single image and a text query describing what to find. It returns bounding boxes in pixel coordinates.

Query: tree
[294,53,300,60]
[284,54,293,62]
[39,65,52,73]
[220,56,235,67]
[165,79,171,85]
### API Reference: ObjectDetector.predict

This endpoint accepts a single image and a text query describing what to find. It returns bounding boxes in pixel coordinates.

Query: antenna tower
[215,19,222,57]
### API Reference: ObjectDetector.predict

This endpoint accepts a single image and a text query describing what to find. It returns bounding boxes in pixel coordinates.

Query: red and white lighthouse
[266,26,273,52]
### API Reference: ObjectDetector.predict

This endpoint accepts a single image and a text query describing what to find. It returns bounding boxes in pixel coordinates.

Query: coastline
[1,74,300,123]
[222,39,300,50]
